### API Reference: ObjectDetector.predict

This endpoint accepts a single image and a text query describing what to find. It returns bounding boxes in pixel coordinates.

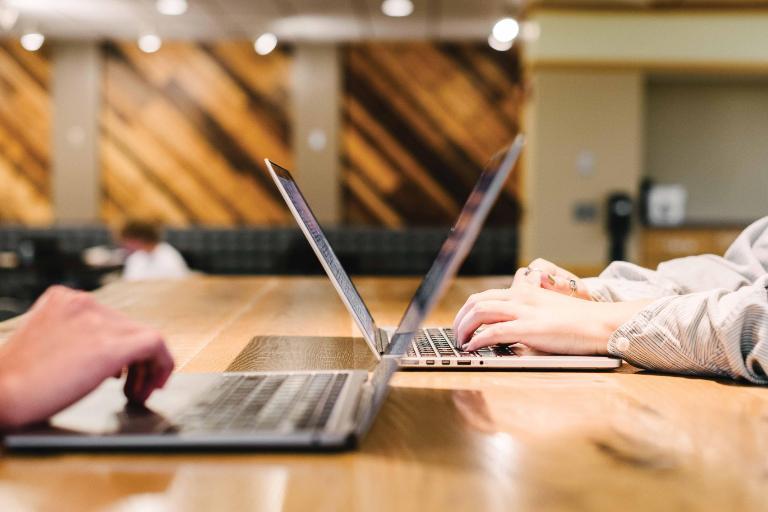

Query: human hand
[453,268,650,355]
[524,258,592,300]
[0,286,174,429]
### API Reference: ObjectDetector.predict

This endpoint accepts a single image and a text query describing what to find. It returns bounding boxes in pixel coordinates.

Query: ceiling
[2,0,518,41]
[3,0,768,42]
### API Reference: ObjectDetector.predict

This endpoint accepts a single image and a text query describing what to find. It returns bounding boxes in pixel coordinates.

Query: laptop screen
[268,162,379,348]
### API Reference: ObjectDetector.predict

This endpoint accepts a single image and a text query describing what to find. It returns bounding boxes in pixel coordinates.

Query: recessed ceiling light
[492,17,519,43]
[0,4,18,31]
[20,32,44,52]
[156,0,187,16]
[487,34,513,52]
[381,0,414,17]
[138,33,162,54]
[254,33,278,56]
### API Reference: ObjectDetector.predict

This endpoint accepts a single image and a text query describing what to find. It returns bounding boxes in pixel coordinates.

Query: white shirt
[122,242,190,281]
[584,216,768,384]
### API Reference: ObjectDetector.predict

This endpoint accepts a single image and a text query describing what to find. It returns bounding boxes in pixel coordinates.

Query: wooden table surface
[1,276,768,512]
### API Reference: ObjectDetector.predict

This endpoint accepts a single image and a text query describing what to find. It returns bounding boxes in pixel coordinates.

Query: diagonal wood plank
[0,41,51,225]
[342,42,523,226]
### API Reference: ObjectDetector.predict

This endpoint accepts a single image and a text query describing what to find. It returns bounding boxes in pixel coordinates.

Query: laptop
[267,134,620,370]
[4,137,526,452]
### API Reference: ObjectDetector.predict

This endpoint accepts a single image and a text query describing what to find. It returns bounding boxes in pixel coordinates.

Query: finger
[528,258,560,276]
[542,273,574,295]
[455,300,520,345]
[463,320,538,352]
[124,361,147,404]
[123,332,174,403]
[148,342,174,392]
[453,289,515,342]
[541,273,591,300]
[512,267,542,289]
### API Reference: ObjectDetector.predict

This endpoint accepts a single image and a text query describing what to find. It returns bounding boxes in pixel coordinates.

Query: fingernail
[547,273,556,285]
[462,344,470,351]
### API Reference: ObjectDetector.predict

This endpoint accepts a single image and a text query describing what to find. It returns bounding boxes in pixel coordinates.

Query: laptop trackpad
[15,375,216,437]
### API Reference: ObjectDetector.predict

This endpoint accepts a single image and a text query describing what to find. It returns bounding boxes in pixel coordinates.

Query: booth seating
[0,225,518,306]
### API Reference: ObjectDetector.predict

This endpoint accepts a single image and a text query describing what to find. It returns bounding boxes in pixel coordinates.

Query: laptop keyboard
[173,373,349,433]
[406,328,516,358]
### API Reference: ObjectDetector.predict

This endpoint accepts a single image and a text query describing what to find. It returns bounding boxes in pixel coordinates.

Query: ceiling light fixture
[0,4,18,31]
[20,31,44,52]
[156,0,187,16]
[492,17,519,43]
[254,32,278,56]
[488,34,513,52]
[138,33,162,54]
[381,0,414,17]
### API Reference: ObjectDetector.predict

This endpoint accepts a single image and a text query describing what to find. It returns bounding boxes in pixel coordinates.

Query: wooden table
[1,276,767,512]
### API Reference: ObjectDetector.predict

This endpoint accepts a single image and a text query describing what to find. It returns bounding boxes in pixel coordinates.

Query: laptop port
[426,360,435,365]
[441,360,451,366]
[457,361,471,366]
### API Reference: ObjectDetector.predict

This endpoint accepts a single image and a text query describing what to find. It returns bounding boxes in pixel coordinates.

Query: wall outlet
[573,201,599,223]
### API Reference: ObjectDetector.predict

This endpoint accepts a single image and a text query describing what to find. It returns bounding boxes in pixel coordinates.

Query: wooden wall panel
[0,41,52,225]
[342,43,524,227]
[101,41,293,226]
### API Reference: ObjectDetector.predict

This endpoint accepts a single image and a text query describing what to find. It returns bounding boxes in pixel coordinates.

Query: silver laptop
[267,134,620,370]
[3,140,519,452]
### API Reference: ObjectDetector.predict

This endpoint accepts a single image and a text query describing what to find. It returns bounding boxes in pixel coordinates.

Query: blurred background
[0,0,766,314]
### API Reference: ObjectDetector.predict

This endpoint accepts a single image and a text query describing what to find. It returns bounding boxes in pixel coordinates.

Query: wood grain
[1,276,767,512]
[0,41,52,225]
[101,42,293,226]
[227,336,378,372]
[342,43,524,227]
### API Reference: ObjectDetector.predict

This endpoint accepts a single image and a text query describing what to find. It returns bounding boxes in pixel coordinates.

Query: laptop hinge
[375,329,389,354]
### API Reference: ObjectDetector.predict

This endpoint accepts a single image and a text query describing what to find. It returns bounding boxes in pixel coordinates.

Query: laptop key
[174,373,351,434]
[308,373,348,430]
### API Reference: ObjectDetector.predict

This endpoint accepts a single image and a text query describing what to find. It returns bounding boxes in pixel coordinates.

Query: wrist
[592,300,652,355]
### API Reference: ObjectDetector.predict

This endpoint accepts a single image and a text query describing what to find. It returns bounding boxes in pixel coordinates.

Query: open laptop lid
[386,134,524,355]
[266,134,524,361]
[266,161,380,356]
[355,133,525,436]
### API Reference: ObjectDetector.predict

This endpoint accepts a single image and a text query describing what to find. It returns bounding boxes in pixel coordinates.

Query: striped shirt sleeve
[585,216,768,303]
[606,276,768,384]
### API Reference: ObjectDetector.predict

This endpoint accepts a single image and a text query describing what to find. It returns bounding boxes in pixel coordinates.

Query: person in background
[453,216,768,384]
[0,286,174,429]
[119,220,190,281]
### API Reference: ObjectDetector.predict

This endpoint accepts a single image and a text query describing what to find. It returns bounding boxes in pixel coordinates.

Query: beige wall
[519,9,768,273]
[646,77,768,223]
[527,10,768,68]
[292,44,341,224]
[522,69,644,273]
[52,42,101,222]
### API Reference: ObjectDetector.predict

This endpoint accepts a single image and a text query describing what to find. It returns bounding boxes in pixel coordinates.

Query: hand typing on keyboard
[0,286,174,429]
[452,267,651,356]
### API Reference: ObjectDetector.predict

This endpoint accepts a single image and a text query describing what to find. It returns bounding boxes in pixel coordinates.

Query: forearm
[605,278,768,383]
[583,261,683,303]
[586,216,768,301]
[585,300,656,355]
